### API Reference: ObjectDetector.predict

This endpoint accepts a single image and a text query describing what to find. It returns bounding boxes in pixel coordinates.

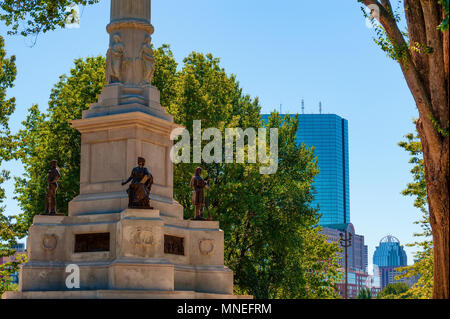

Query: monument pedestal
[3,209,250,299]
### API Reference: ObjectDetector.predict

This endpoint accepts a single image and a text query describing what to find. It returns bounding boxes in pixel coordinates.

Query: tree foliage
[0,0,99,36]
[11,46,340,298]
[0,35,16,161]
[357,287,372,299]
[377,282,410,299]
[0,34,26,297]
[14,56,105,232]
[394,125,433,299]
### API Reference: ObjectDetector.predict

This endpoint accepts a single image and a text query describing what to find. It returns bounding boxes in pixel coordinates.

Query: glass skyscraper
[262,113,350,226]
[373,235,408,289]
[263,112,371,298]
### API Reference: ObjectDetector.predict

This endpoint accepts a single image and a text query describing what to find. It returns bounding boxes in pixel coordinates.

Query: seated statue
[121,157,153,209]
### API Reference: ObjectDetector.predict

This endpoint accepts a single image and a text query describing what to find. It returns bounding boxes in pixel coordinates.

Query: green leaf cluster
[357,287,372,299]
[394,124,433,299]
[377,282,410,299]
[0,0,99,36]
[14,56,105,232]
[0,34,27,297]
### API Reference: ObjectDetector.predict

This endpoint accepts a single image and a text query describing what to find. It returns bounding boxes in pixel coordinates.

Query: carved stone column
[71,0,178,217]
[84,0,166,120]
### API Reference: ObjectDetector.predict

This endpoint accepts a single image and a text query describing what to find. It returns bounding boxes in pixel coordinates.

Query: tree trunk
[360,0,449,299]
[418,120,449,299]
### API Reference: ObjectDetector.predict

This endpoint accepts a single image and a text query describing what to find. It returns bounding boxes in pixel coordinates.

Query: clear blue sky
[0,0,421,271]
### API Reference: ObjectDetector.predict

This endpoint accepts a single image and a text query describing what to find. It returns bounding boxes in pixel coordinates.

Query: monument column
[69,0,182,218]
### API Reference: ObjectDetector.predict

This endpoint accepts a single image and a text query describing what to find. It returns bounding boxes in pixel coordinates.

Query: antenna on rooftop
[301,99,305,114]
[319,101,322,114]
[280,104,282,114]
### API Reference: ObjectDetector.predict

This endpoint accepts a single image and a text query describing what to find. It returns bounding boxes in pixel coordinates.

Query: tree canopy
[0,35,27,297]
[0,0,99,37]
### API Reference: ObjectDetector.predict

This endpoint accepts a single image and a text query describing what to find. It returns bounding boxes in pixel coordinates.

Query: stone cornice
[71,112,183,135]
[107,19,154,34]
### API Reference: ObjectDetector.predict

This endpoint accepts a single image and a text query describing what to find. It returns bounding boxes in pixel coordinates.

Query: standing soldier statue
[44,160,61,215]
[190,167,209,220]
[122,157,153,209]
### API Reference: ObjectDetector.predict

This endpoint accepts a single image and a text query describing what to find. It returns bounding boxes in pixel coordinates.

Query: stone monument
[3,0,249,299]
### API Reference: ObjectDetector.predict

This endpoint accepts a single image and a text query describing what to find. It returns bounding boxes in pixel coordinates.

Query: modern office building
[262,112,368,298]
[262,113,350,226]
[373,235,408,289]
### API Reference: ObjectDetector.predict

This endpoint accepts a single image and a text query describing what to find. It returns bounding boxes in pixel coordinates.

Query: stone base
[83,84,173,122]
[5,209,250,299]
[2,290,252,299]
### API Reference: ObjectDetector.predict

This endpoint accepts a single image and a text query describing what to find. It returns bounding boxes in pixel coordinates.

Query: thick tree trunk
[360,0,449,299]
[418,120,449,299]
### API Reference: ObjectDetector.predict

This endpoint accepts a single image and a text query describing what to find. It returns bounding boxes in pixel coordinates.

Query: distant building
[0,243,26,285]
[373,235,408,289]
[262,112,368,298]
[262,113,350,227]
[321,223,369,298]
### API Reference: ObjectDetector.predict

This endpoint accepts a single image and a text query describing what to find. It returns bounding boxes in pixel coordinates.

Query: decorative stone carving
[199,239,215,256]
[140,35,155,84]
[131,227,154,246]
[41,234,58,251]
[106,34,125,83]
[164,235,184,255]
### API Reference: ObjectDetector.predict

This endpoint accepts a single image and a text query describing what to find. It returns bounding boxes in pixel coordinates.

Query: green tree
[378,282,410,299]
[13,47,340,299]
[357,287,372,299]
[0,34,26,297]
[14,56,105,232]
[357,0,449,298]
[0,0,99,36]
[395,125,433,299]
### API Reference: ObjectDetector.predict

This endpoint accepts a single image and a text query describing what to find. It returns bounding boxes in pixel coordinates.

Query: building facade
[321,223,369,298]
[373,235,408,289]
[0,243,26,285]
[262,113,369,298]
[262,113,350,226]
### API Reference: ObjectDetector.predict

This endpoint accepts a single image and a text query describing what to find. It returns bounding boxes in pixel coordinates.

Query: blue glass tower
[373,235,408,288]
[373,235,407,267]
[262,113,350,226]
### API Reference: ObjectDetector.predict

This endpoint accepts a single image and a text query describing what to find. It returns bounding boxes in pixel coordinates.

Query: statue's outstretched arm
[122,174,133,186]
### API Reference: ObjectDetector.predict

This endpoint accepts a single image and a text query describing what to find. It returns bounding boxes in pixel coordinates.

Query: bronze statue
[44,160,61,215]
[190,167,209,220]
[122,157,153,209]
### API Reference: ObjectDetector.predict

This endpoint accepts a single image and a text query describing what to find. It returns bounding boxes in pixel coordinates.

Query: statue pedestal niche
[3,209,250,299]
